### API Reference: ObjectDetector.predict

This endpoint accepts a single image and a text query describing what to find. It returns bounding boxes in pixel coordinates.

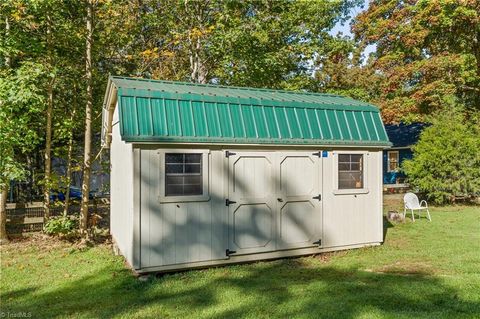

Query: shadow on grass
[383,216,394,242]
[3,259,478,318]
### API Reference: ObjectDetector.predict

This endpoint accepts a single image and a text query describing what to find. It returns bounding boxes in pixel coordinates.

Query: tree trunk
[43,13,54,219]
[5,16,11,67]
[43,80,53,219]
[0,185,9,243]
[80,0,94,235]
[63,131,74,216]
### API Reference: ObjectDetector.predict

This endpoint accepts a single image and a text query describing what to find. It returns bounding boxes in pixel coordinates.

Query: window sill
[333,188,370,195]
[158,195,210,203]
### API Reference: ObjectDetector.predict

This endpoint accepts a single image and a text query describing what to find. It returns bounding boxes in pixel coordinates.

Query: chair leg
[426,208,431,221]
[411,209,415,222]
[403,208,406,219]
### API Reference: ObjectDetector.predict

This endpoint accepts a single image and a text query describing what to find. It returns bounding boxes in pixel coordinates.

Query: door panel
[233,203,273,249]
[227,151,323,255]
[277,153,322,249]
[228,152,276,255]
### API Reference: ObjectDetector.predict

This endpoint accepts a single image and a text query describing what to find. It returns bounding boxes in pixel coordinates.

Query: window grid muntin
[165,153,203,196]
[387,151,399,172]
[338,154,364,189]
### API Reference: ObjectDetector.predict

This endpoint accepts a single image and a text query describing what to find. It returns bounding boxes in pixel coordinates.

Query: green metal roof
[103,76,391,147]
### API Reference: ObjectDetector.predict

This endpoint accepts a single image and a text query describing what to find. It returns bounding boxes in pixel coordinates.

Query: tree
[402,103,480,204]
[0,63,47,241]
[79,0,94,236]
[352,0,480,123]
[112,0,361,88]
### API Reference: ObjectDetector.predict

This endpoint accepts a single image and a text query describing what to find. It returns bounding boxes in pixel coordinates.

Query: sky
[329,1,377,58]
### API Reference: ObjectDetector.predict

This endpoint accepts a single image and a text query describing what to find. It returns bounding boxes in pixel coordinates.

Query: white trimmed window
[159,150,210,203]
[338,154,364,189]
[387,151,399,172]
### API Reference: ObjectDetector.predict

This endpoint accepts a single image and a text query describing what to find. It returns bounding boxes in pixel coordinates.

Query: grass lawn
[1,200,479,318]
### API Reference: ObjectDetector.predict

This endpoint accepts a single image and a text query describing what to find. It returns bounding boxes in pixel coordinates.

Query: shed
[101,76,391,273]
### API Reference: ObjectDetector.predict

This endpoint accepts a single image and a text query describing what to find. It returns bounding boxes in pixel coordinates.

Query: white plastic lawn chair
[403,192,431,222]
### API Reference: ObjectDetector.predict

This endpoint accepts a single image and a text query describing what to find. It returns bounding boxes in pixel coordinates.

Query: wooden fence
[6,203,109,234]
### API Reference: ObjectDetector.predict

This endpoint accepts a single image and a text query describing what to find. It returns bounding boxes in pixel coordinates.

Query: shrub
[402,108,480,205]
[44,215,77,237]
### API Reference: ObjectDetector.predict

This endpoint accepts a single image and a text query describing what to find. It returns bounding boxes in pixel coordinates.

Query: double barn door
[227,151,323,255]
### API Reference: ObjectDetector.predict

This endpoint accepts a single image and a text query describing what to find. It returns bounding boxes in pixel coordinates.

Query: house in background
[383,123,426,185]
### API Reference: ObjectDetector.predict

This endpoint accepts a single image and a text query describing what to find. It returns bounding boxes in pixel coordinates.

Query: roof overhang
[101,78,118,148]
[101,76,393,149]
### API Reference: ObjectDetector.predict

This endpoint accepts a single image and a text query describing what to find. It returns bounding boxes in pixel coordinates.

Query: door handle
[312,194,321,201]
[277,198,283,202]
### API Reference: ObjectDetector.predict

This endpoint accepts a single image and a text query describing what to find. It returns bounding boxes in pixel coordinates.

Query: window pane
[166,164,184,174]
[185,154,202,164]
[166,175,184,185]
[350,163,360,171]
[184,164,201,174]
[183,175,202,186]
[338,154,363,189]
[165,185,184,196]
[338,154,350,163]
[351,154,362,162]
[165,153,203,196]
[183,184,202,195]
[166,154,183,164]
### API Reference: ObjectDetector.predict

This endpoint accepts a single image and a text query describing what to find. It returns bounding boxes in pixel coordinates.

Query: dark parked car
[49,186,93,202]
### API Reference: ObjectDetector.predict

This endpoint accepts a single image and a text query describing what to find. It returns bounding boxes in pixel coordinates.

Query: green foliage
[403,106,480,204]
[43,215,77,236]
[352,0,480,123]
[0,62,48,188]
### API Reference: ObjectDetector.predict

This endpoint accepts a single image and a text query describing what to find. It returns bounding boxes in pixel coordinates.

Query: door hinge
[312,151,322,157]
[225,199,237,206]
[312,194,322,201]
[225,151,236,158]
[313,239,322,246]
[226,249,236,256]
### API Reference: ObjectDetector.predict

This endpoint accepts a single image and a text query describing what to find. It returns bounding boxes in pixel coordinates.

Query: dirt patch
[383,194,405,212]
[0,232,111,257]
[366,261,434,276]
[314,250,348,263]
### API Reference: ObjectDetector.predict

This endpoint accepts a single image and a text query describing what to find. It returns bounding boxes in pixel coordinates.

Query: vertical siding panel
[175,203,188,264]
[163,203,176,265]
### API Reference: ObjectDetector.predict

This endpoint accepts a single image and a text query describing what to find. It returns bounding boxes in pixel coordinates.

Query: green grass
[1,204,480,318]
